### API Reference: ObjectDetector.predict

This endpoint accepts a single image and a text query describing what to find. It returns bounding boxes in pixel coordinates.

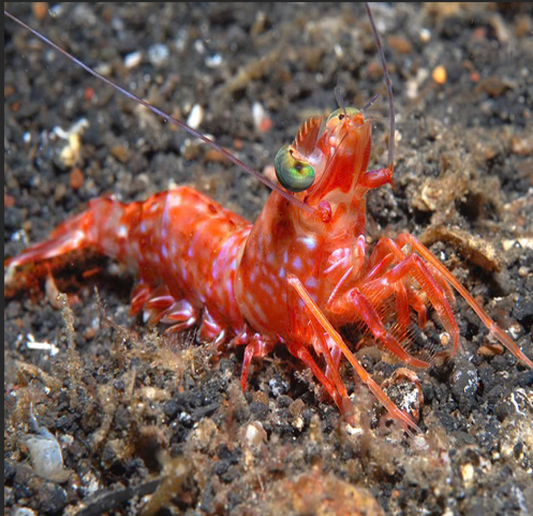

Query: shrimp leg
[360,250,461,360]
[288,275,419,433]
[389,235,533,368]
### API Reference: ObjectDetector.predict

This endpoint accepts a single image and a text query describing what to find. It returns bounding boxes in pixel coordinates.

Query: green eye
[326,106,360,123]
[274,145,315,193]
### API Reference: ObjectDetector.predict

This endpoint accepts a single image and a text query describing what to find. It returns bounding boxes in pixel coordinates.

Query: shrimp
[4,5,532,433]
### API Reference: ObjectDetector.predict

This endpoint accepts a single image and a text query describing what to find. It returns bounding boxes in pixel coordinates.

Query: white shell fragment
[244,421,267,447]
[252,101,266,132]
[11,508,37,516]
[186,104,204,130]
[53,118,89,168]
[148,44,169,66]
[25,333,60,356]
[24,408,70,482]
[124,50,143,69]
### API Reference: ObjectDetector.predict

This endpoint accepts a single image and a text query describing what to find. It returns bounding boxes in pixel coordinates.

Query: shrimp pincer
[4,5,532,433]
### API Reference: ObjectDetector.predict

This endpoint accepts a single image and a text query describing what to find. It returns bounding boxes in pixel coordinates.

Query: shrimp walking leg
[348,288,432,369]
[365,238,456,308]
[287,341,345,409]
[393,234,533,368]
[288,275,419,433]
[239,334,275,392]
[362,240,461,355]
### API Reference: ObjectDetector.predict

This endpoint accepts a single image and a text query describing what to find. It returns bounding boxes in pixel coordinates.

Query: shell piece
[24,408,70,483]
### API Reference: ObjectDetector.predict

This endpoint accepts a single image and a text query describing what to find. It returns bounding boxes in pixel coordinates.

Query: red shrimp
[4,5,532,433]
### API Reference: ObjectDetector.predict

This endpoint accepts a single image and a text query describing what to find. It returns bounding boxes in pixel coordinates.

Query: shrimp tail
[4,197,134,297]
[5,211,93,271]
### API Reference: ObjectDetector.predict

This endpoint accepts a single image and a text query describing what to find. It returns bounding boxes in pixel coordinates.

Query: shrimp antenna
[364,3,395,172]
[334,83,347,117]
[361,93,380,113]
[4,10,315,215]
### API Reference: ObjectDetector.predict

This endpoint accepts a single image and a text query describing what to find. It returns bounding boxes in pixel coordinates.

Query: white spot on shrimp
[302,236,317,251]
[292,256,303,271]
[279,267,285,279]
[283,250,288,264]
[140,222,147,234]
[262,282,274,297]
[246,293,267,322]
[305,276,318,290]
[117,225,127,238]
[250,269,258,283]
[161,244,168,259]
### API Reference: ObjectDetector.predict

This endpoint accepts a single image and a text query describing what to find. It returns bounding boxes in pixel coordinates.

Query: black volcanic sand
[4,3,533,515]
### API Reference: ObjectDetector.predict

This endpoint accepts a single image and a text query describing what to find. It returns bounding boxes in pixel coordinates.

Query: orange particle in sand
[32,2,48,21]
[432,65,447,85]
[5,194,16,208]
[259,117,273,133]
[84,87,94,101]
[70,168,84,190]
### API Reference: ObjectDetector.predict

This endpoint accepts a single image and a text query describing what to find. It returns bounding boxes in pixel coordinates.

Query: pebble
[24,408,70,483]
[244,421,267,447]
[32,2,48,20]
[518,266,530,277]
[148,44,169,66]
[38,483,67,514]
[387,35,412,54]
[69,167,84,190]
[11,508,36,516]
[124,51,143,69]
[419,28,431,43]
[205,54,222,68]
[432,65,447,85]
[186,104,204,130]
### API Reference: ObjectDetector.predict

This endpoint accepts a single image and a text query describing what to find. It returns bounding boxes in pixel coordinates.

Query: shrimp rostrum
[4,5,532,432]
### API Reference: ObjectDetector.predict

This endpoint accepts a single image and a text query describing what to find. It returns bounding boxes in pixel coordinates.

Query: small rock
[249,401,269,421]
[244,421,267,447]
[38,483,67,515]
[69,167,84,190]
[11,508,37,516]
[432,65,447,85]
[388,35,412,54]
[24,408,70,483]
[451,359,479,412]
[148,44,169,67]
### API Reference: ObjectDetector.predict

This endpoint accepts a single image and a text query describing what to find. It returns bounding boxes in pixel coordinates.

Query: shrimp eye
[274,145,315,193]
[326,106,360,123]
